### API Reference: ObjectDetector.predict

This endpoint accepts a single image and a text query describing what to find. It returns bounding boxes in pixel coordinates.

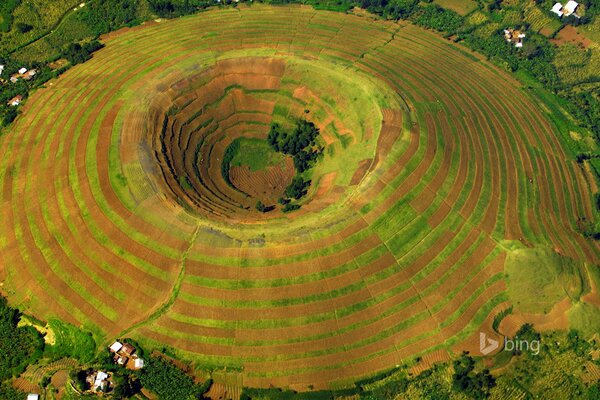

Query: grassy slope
[505,246,586,314]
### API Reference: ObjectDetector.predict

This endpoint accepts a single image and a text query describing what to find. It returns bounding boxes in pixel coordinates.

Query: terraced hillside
[0,4,598,391]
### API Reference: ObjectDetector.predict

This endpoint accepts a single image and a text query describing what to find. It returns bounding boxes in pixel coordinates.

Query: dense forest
[0,297,44,381]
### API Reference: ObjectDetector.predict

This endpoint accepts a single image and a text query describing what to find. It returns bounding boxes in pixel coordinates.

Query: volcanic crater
[141,56,382,223]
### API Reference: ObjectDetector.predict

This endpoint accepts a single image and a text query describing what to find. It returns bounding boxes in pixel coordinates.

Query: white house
[109,341,123,353]
[27,395,39,400]
[7,95,23,106]
[551,1,579,17]
[0,65,4,76]
[134,358,144,369]
[94,371,108,391]
[18,67,27,75]
[563,0,579,16]
[551,2,564,16]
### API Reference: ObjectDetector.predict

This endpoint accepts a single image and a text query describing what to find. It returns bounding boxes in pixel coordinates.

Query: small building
[551,2,564,16]
[23,69,36,80]
[93,371,108,391]
[117,355,129,365]
[7,95,23,106]
[121,343,136,356]
[27,395,39,400]
[551,1,579,17]
[109,341,123,353]
[503,29,526,48]
[0,65,4,76]
[133,358,144,369]
[563,0,579,16]
[10,74,19,83]
[18,67,27,75]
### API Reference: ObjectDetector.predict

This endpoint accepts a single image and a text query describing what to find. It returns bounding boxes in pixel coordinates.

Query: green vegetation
[0,383,26,400]
[139,355,211,400]
[45,319,96,362]
[452,352,496,399]
[267,119,322,208]
[221,138,240,187]
[268,119,323,173]
[61,39,103,65]
[568,302,600,338]
[230,137,286,172]
[0,0,20,32]
[505,247,585,313]
[0,297,44,380]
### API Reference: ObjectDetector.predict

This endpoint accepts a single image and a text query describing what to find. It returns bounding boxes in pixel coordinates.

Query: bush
[285,176,311,200]
[62,40,104,65]
[221,139,240,188]
[15,23,33,33]
[282,203,301,213]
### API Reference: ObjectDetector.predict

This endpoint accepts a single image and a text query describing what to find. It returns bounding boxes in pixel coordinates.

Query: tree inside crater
[267,119,323,210]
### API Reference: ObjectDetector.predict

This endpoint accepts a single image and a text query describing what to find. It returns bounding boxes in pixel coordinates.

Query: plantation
[0,2,598,397]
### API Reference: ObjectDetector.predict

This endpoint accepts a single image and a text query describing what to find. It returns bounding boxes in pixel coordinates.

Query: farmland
[0,3,598,395]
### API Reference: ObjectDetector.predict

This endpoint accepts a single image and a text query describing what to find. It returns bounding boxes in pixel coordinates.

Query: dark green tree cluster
[148,0,211,18]
[452,352,496,399]
[112,373,142,399]
[268,120,322,163]
[69,369,90,392]
[0,383,26,400]
[285,176,311,200]
[221,138,240,188]
[0,297,44,380]
[61,40,104,66]
[77,0,141,35]
[139,355,211,400]
[411,4,462,33]
[267,119,322,210]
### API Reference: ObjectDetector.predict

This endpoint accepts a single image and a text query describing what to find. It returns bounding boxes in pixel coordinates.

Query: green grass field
[229,137,285,171]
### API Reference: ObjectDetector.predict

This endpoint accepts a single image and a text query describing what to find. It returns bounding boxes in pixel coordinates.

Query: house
[7,95,23,106]
[0,65,4,76]
[133,358,145,369]
[27,395,39,400]
[121,343,136,356]
[551,1,579,17]
[93,371,108,391]
[563,0,579,16]
[18,67,27,75]
[23,69,36,80]
[10,74,19,83]
[109,341,123,353]
[551,2,564,16]
[503,29,526,48]
[117,355,129,365]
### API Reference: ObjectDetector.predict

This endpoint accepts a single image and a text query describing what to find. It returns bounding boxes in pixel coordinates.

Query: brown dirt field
[499,297,572,337]
[551,25,593,48]
[451,301,511,356]
[350,159,372,185]
[229,157,295,203]
[409,349,451,375]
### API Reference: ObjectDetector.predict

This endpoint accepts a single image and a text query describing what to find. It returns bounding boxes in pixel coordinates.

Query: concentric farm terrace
[0,4,598,393]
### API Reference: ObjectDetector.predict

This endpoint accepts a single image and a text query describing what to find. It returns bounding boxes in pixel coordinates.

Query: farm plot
[0,3,598,392]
